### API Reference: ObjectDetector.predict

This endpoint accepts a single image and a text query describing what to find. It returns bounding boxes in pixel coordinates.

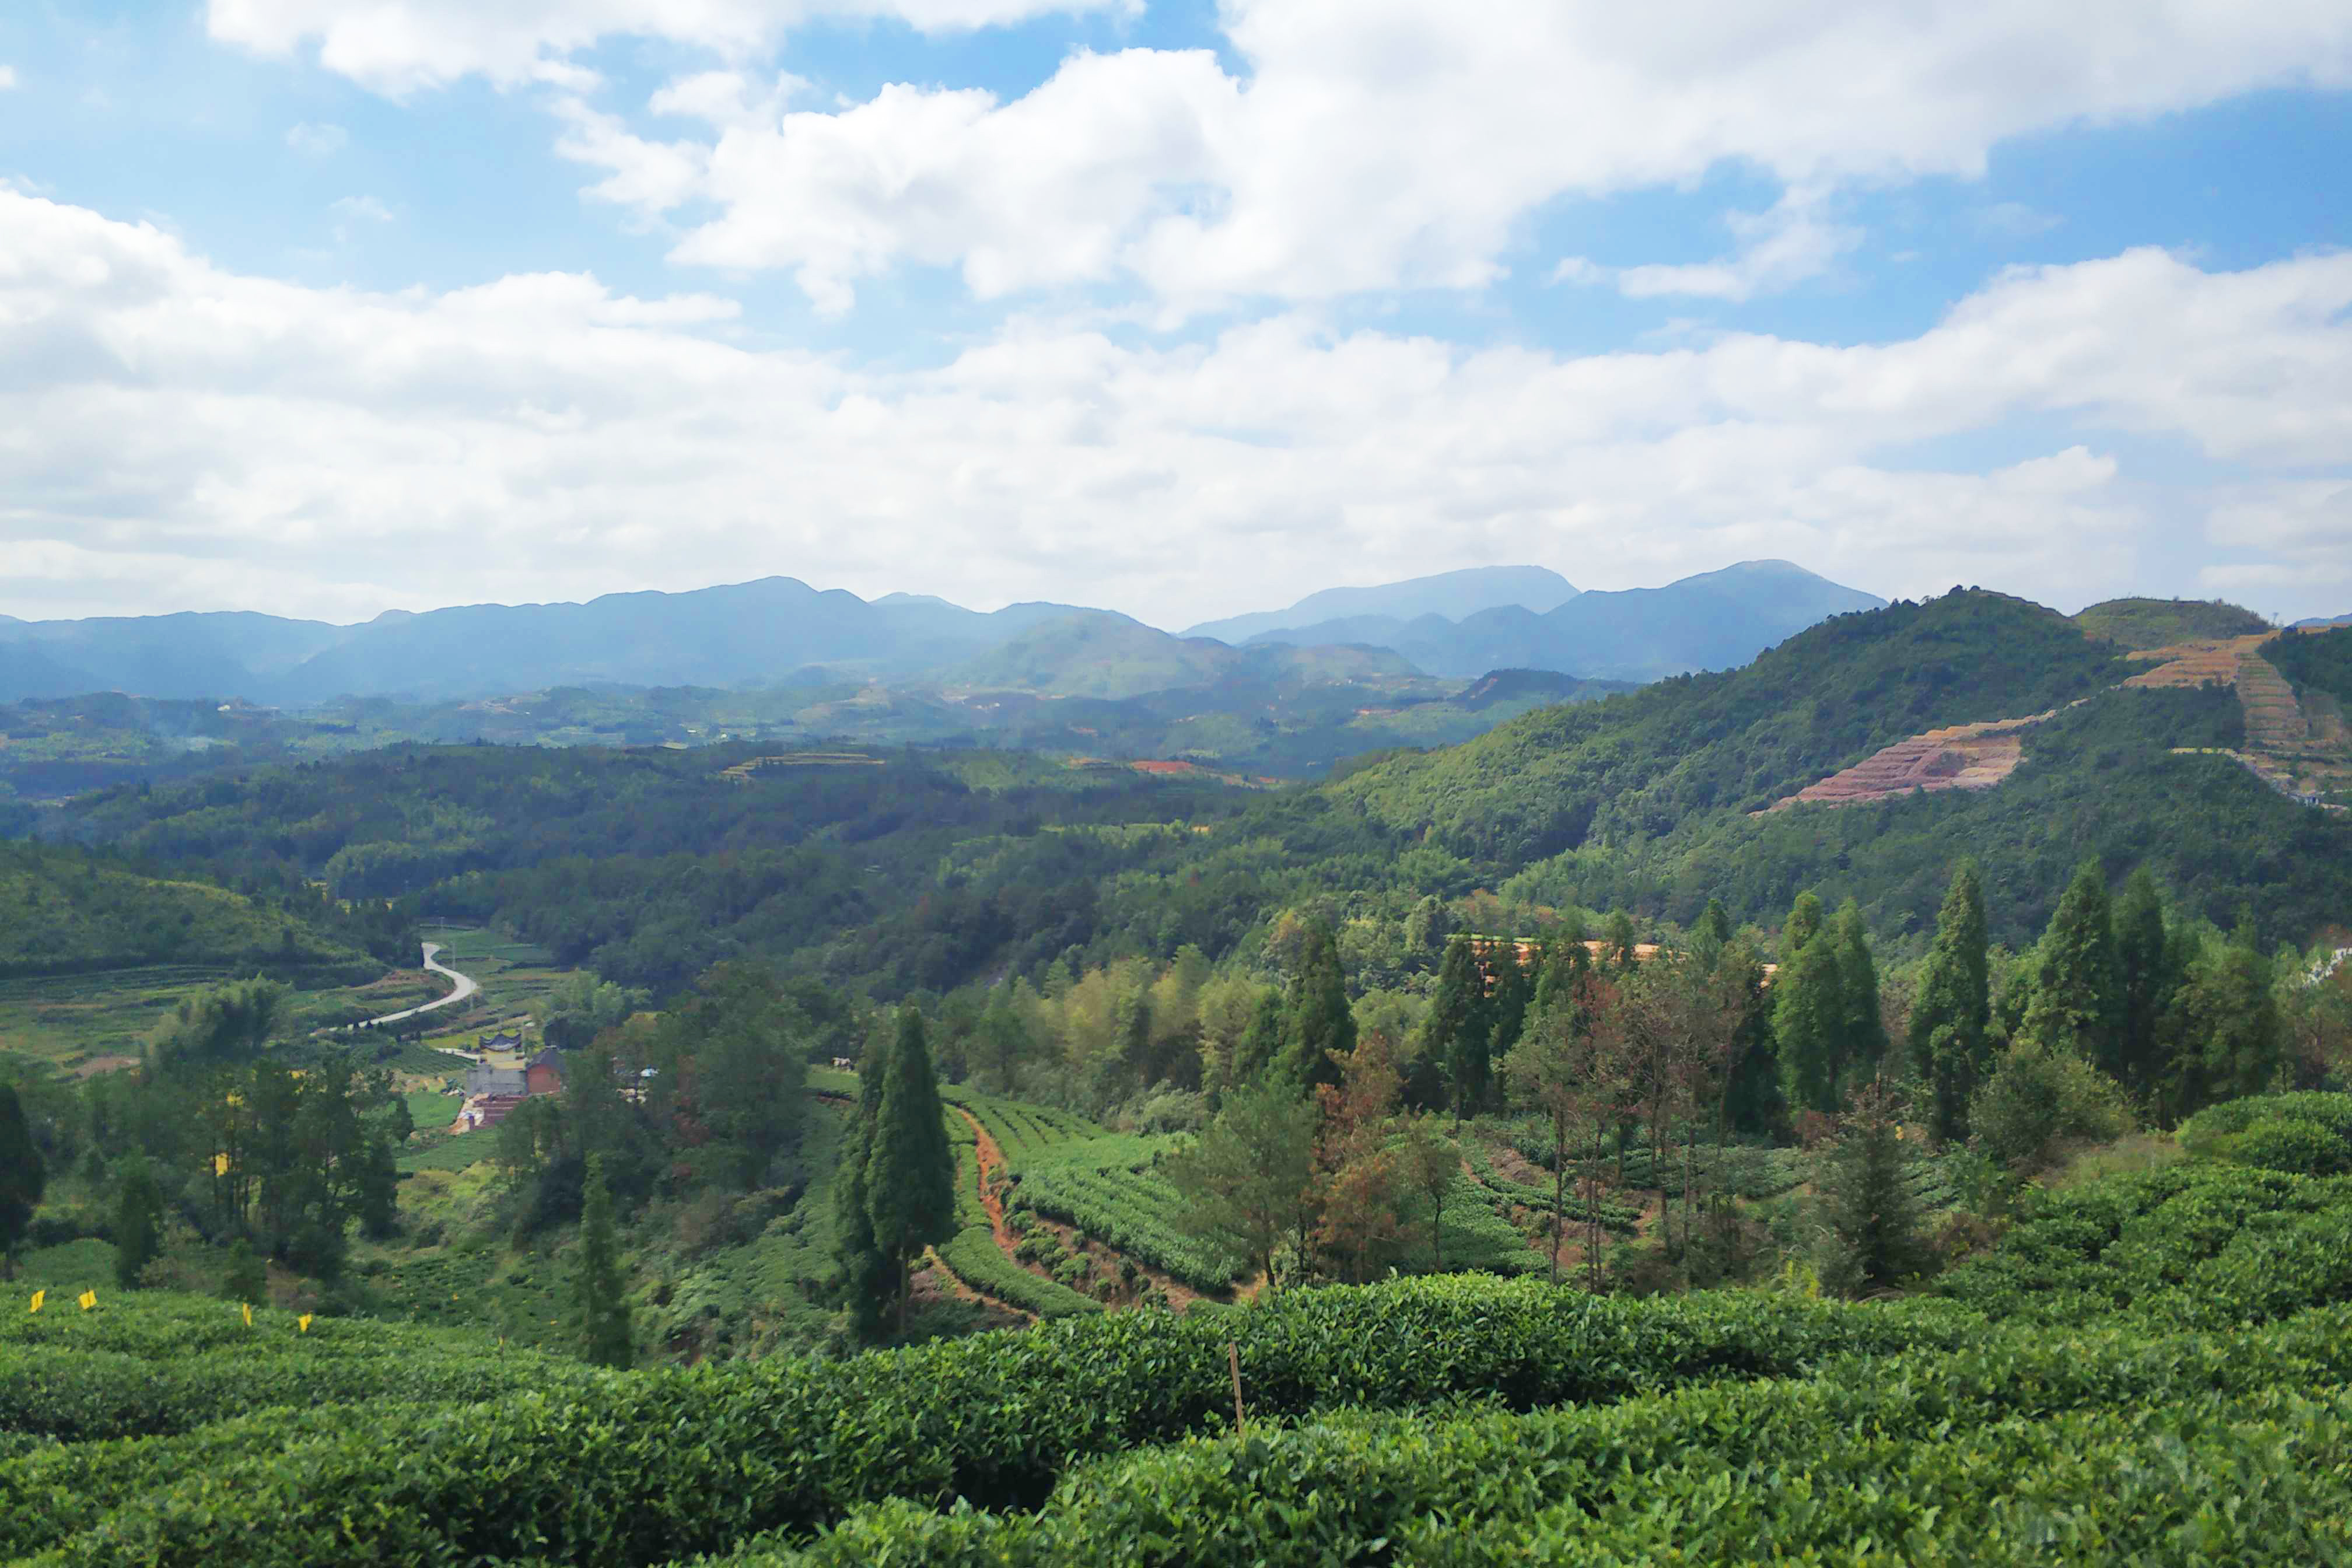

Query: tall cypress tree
[1783,891,1826,959]
[2113,868,2172,1097]
[575,1153,633,1368]
[1910,862,1992,1143]
[1602,911,1640,972]
[2022,860,2122,1067]
[1831,900,1888,1083]
[1281,922,1356,1090]
[830,1041,891,1339]
[1774,931,1848,1116]
[865,1007,956,1334]
[1486,940,1532,1063]
[1425,939,1492,1122]
[1698,900,1734,946]
[0,1084,42,1280]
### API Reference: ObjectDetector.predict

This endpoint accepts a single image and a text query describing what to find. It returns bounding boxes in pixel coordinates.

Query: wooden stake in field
[1228,1342,1247,1438]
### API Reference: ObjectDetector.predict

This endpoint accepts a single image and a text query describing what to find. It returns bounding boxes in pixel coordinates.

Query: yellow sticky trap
[27,1291,42,1314]
[241,1302,254,1328]
[298,1314,312,1334]
[78,1290,96,1311]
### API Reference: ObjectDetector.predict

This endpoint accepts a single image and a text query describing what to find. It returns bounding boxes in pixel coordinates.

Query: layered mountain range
[0,559,1880,706]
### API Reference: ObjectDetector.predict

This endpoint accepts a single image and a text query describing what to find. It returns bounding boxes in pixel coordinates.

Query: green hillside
[1332,589,2126,863]
[2267,624,2352,709]
[2073,596,2269,650]
[0,841,379,983]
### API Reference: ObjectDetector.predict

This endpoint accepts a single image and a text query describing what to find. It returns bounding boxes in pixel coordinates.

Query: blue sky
[0,1,2347,626]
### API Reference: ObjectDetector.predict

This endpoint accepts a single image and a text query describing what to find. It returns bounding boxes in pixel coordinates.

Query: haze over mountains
[0,560,1882,706]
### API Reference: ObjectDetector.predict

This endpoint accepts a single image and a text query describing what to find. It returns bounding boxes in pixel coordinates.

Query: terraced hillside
[1777,628,2351,813]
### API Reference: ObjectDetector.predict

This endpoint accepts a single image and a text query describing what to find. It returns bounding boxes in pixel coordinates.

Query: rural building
[478,1030,524,1054]
[524,1047,566,1097]
[464,1062,526,1097]
[461,1094,525,1132]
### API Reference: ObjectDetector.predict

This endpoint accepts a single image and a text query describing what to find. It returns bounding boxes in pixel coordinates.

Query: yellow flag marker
[298,1314,313,1334]
[78,1290,96,1312]
[241,1302,254,1328]
[27,1290,42,1314]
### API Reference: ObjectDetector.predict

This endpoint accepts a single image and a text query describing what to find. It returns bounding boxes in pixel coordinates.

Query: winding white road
[365,942,482,1028]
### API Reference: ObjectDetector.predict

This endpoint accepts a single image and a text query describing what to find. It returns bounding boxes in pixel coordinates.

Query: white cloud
[2,190,2348,624]
[528,0,2352,312]
[0,65,17,91]
[330,194,394,223]
[1564,186,1861,303]
[285,120,347,157]
[207,0,1135,95]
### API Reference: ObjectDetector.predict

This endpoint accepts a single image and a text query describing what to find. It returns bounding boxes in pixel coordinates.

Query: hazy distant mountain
[0,580,1098,705]
[1184,565,1578,644]
[950,611,1418,701]
[0,562,1869,705]
[1242,561,1884,681]
[2294,612,2352,629]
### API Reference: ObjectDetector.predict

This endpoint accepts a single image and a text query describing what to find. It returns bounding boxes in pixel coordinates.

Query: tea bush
[17,1280,1975,1567]
[722,1307,2352,1566]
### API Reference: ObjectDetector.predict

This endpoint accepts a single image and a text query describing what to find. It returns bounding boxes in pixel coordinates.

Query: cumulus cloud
[519,0,2352,311]
[2,190,2348,624]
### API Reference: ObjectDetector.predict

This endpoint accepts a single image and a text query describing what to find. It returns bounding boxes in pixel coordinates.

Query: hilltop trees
[1912,863,1992,1143]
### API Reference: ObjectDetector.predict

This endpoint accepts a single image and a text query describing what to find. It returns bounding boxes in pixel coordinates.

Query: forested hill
[1326,588,2351,947]
[0,840,386,982]
[1331,589,2125,862]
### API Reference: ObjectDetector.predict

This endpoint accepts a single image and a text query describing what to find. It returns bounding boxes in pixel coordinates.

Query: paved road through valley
[366,942,482,1028]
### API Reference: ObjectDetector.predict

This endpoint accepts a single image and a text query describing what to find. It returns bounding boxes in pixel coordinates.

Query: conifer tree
[2113,868,2173,1096]
[1425,939,1492,1121]
[1910,862,1991,1143]
[1486,940,1532,1063]
[1773,930,1848,1116]
[0,1084,41,1280]
[1232,990,1289,1087]
[1698,900,1734,945]
[1819,1084,1929,1296]
[1531,927,1590,1016]
[112,1156,165,1291]
[575,1153,633,1368]
[1783,891,1827,957]
[2022,860,2122,1066]
[1280,922,1356,1090]
[1602,911,1641,971]
[2172,931,2283,1115]
[864,1007,956,1333]
[1832,900,1888,1082]
[830,1044,891,1339]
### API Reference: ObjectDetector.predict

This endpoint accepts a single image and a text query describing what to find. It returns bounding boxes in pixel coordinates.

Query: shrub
[2180,1092,2352,1174]
[1969,1042,2133,1172]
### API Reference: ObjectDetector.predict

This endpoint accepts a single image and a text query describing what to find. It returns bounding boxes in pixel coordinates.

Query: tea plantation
[9,1102,2352,1564]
